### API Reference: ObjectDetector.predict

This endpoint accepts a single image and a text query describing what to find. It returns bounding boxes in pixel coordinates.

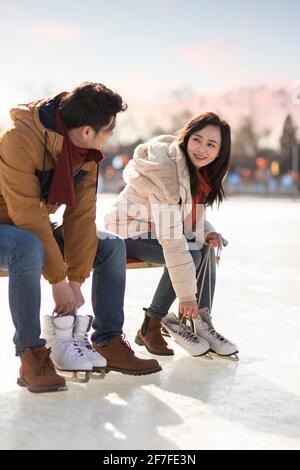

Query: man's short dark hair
[59,81,127,133]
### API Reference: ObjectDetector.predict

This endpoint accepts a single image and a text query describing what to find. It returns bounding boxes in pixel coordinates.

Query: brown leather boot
[135,309,174,356]
[17,346,67,393]
[93,335,162,375]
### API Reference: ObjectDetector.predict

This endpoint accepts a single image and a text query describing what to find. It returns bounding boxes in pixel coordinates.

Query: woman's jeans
[0,224,126,354]
[125,233,216,319]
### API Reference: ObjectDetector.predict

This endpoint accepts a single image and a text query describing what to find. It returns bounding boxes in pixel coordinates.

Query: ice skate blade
[204,351,213,359]
[192,351,213,359]
[57,369,91,383]
[91,368,106,379]
[210,351,239,361]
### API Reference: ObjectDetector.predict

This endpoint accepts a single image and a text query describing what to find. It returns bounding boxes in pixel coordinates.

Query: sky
[0,0,299,136]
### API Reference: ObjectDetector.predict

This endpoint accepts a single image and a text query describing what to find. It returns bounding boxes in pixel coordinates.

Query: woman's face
[187,125,221,169]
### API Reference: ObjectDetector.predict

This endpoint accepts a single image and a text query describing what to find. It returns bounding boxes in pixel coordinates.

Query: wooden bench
[126,258,170,336]
[126,258,165,269]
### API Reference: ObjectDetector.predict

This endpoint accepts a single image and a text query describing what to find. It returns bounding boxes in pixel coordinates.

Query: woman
[105,112,238,358]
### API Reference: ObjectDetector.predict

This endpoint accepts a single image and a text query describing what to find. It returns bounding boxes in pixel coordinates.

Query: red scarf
[191,168,212,226]
[48,108,104,207]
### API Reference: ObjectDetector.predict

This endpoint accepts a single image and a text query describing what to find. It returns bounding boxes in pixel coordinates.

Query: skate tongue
[53,314,75,338]
[75,315,92,337]
[161,312,181,333]
[199,307,211,325]
[161,312,178,324]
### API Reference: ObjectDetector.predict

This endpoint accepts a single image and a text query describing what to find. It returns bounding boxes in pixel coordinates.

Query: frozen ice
[0,195,299,450]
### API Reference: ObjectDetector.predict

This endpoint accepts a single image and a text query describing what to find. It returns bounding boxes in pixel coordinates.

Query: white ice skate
[192,307,239,360]
[74,315,107,378]
[161,313,211,357]
[43,314,93,382]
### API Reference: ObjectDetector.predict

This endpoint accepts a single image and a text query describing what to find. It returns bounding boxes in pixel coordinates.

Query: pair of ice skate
[42,314,107,382]
[161,240,239,360]
[161,307,239,360]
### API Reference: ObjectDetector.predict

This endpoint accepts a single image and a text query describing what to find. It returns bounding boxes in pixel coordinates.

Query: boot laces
[120,333,134,354]
[32,348,55,375]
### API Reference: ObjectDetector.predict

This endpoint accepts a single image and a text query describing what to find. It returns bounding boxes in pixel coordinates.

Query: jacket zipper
[52,132,58,159]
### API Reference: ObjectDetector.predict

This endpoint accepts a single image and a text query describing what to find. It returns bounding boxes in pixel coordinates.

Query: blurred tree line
[103,111,299,180]
[231,114,298,174]
[1,99,298,192]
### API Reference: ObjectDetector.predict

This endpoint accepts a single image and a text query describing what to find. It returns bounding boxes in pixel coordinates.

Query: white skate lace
[197,314,229,344]
[80,334,94,351]
[203,310,230,343]
[57,337,86,358]
[195,239,231,345]
[196,235,227,308]
[177,322,203,345]
[207,327,228,343]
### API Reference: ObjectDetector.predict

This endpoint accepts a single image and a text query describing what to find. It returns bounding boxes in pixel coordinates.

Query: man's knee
[14,230,45,267]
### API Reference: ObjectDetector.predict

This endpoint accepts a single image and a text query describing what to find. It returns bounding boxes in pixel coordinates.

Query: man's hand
[52,279,77,314]
[69,280,85,310]
[179,299,198,319]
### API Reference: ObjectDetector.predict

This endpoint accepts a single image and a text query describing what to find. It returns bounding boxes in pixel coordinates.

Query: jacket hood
[9,92,67,158]
[124,135,191,209]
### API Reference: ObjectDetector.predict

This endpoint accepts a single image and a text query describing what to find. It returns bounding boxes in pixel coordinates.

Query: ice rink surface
[0,195,299,450]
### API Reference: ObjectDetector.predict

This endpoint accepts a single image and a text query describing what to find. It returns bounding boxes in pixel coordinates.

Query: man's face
[70,116,116,150]
[88,116,116,150]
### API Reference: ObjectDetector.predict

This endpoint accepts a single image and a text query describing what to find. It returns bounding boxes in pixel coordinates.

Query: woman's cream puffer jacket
[104,135,216,302]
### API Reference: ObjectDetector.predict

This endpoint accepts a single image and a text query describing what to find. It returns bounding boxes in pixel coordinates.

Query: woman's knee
[209,248,216,273]
[190,247,202,266]
[96,232,126,261]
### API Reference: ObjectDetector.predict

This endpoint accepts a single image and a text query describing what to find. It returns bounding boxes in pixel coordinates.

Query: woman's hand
[206,232,220,248]
[179,300,198,319]
[52,279,77,314]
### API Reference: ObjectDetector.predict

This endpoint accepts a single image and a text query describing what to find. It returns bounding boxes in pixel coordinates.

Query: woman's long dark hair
[177,112,231,206]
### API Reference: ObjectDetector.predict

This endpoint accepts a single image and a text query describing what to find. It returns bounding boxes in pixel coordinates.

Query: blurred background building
[101,109,300,197]
[0,0,299,197]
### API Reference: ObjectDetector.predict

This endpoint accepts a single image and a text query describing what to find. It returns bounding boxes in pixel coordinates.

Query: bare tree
[231,116,260,169]
[279,114,298,172]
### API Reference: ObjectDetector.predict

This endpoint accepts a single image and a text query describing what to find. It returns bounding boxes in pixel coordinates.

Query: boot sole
[135,336,174,356]
[56,368,92,372]
[105,365,162,376]
[17,377,68,393]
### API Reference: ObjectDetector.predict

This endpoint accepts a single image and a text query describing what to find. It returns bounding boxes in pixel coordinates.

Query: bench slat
[126,258,164,269]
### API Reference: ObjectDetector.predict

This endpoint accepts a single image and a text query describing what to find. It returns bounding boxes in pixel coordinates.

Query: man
[0,82,161,393]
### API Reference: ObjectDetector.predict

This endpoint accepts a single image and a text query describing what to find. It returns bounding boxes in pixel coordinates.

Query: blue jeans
[0,225,46,355]
[125,234,216,318]
[0,225,126,354]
